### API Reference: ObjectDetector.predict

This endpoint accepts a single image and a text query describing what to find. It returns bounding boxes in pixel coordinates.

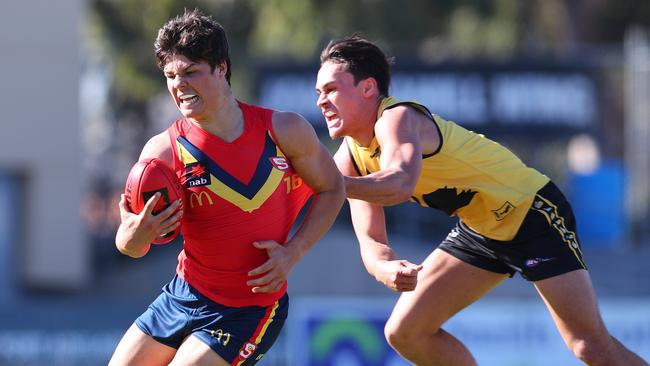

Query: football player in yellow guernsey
[315,35,648,366]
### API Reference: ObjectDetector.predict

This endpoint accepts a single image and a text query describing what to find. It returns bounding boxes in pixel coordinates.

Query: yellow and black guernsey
[346,97,550,241]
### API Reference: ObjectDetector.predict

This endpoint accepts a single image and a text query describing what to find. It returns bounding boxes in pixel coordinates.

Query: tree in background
[87,0,648,129]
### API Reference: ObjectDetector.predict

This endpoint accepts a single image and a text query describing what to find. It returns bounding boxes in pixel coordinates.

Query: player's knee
[384,318,408,349]
[384,326,409,352]
[384,317,434,352]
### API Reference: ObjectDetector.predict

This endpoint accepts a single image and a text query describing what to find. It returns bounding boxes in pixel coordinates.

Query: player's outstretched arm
[335,143,422,292]
[246,111,345,293]
[347,197,422,292]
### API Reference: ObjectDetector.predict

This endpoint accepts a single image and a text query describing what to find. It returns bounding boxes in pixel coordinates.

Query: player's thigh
[388,248,509,334]
[109,323,176,366]
[170,334,230,366]
[534,269,610,342]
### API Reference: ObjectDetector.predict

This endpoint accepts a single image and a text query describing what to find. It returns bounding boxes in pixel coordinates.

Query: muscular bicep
[272,112,342,194]
[374,106,423,185]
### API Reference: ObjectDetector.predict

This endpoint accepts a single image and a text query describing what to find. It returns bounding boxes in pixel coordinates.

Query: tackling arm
[344,106,425,206]
[334,143,422,292]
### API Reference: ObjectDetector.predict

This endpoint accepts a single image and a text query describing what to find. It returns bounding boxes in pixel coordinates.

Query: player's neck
[190,97,244,142]
[349,98,382,147]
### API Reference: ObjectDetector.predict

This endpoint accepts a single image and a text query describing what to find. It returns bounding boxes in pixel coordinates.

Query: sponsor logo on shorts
[239,342,257,359]
[525,257,554,267]
[449,228,460,238]
[208,328,231,346]
[532,195,586,269]
[533,199,579,247]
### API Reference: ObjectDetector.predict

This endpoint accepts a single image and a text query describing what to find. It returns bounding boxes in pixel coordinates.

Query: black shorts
[438,182,587,281]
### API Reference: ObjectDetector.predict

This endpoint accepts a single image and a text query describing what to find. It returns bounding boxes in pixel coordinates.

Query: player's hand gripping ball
[124,158,185,244]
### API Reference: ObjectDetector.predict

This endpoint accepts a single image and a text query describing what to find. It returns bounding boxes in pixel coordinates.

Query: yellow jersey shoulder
[346,97,549,241]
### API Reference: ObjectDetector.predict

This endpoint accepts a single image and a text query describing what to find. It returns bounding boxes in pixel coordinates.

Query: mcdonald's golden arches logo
[189,191,214,208]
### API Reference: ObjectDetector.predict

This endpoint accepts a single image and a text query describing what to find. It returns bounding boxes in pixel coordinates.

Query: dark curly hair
[154,9,231,84]
[320,35,392,96]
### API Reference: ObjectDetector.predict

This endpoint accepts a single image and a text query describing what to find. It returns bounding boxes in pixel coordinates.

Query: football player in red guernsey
[109,9,344,366]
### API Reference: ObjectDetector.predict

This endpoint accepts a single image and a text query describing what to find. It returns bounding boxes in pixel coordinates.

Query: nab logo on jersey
[269,157,290,171]
[185,162,211,187]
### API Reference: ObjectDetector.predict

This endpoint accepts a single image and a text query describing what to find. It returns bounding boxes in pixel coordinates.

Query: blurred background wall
[0,0,648,365]
[0,0,87,295]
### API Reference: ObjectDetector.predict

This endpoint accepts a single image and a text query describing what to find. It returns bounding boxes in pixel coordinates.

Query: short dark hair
[154,9,231,84]
[320,35,392,96]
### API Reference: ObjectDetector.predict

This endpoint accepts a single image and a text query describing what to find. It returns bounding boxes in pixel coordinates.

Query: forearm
[359,239,396,278]
[284,188,345,263]
[345,170,413,205]
[115,223,151,258]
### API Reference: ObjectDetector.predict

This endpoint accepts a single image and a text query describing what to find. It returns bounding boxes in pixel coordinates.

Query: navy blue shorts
[438,181,587,281]
[135,275,288,365]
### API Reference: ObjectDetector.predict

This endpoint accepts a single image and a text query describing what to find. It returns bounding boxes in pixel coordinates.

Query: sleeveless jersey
[167,101,313,307]
[346,97,549,241]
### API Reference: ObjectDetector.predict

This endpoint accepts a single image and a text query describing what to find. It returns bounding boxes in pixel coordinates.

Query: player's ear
[361,77,378,98]
[216,61,228,77]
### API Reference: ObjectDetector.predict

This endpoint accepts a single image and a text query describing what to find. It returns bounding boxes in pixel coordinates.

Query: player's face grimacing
[163,54,224,122]
[315,61,370,140]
